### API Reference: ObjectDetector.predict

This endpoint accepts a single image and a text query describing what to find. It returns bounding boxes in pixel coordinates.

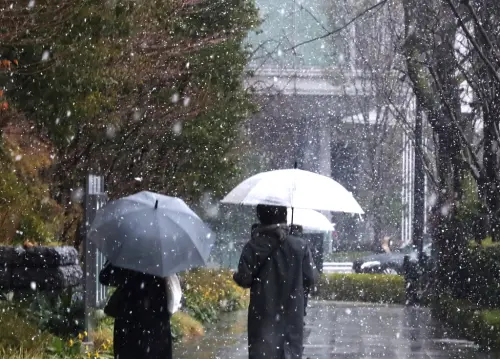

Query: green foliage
[317,273,405,304]
[455,175,485,242]
[449,245,500,308]
[181,269,249,324]
[28,289,84,338]
[470,237,500,248]
[13,216,54,245]
[170,312,205,341]
[0,303,53,357]
[435,296,500,350]
[7,0,130,147]
[0,128,63,244]
[3,0,259,211]
[46,336,82,358]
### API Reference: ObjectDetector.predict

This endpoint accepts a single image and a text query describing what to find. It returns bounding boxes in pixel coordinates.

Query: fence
[322,262,353,274]
[83,174,109,336]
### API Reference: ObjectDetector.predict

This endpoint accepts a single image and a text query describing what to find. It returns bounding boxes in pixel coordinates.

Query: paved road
[176,301,492,359]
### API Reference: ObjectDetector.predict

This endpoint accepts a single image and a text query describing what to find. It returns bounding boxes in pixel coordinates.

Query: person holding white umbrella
[233,204,316,359]
[225,165,363,358]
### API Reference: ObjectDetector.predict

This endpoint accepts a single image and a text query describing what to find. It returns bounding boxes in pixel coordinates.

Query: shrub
[0,304,53,357]
[171,312,205,341]
[181,269,249,324]
[29,288,85,337]
[77,269,248,344]
[435,295,500,350]
[0,123,64,246]
[317,273,405,304]
[91,326,113,354]
[449,245,500,307]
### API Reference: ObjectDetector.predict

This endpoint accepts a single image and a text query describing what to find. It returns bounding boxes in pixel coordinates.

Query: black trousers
[114,316,172,359]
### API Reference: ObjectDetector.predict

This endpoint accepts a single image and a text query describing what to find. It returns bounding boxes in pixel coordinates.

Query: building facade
[244,0,420,246]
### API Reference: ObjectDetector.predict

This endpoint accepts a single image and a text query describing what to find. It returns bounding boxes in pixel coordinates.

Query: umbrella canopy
[221,169,364,214]
[287,208,333,232]
[88,191,215,277]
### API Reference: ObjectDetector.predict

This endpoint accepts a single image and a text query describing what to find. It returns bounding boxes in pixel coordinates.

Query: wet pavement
[303,301,491,359]
[173,310,248,359]
[175,301,494,358]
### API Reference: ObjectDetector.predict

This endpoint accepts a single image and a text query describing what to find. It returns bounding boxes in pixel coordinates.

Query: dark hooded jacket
[99,263,172,359]
[234,224,316,359]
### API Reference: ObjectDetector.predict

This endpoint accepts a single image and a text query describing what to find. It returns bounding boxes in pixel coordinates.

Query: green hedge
[449,245,500,307]
[317,273,405,304]
[435,296,500,350]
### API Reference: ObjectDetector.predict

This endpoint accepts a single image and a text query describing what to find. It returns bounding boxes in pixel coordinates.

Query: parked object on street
[221,168,364,214]
[352,243,432,275]
[88,191,215,277]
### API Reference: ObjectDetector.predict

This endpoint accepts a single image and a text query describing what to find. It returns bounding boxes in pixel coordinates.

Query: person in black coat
[234,204,316,359]
[99,262,172,359]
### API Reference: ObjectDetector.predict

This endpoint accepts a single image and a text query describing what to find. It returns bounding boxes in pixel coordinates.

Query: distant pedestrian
[234,204,316,359]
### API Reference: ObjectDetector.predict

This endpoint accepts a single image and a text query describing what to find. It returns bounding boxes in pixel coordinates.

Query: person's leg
[140,318,172,359]
[113,319,122,359]
[114,317,143,359]
[113,317,132,359]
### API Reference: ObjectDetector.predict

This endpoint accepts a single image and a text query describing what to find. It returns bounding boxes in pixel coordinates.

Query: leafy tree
[0,117,63,244]
[1,0,259,242]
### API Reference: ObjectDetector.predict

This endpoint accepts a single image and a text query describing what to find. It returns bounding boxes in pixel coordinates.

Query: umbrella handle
[290,207,294,234]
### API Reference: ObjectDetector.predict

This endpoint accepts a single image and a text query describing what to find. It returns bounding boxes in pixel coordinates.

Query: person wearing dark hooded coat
[99,262,172,359]
[234,204,316,359]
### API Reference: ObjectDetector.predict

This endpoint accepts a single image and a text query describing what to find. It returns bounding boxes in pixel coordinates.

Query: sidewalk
[303,301,489,359]
[175,301,492,359]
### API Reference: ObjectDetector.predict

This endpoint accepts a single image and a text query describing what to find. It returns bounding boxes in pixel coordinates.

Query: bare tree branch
[285,0,388,52]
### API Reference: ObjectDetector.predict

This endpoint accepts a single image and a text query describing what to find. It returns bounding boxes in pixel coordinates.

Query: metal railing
[322,262,353,274]
[83,175,109,336]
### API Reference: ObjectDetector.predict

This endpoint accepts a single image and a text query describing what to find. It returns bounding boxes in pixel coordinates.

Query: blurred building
[243,0,425,247]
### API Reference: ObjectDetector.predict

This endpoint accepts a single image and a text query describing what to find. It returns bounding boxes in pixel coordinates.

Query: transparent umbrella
[221,168,364,214]
[287,208,334,232]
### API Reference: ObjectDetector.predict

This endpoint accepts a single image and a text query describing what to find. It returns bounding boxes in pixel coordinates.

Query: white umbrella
[221,169,364,214]
[287,208,334,232]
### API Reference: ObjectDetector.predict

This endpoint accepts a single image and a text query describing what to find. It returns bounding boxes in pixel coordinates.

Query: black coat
[99,263,172,359]
[234,224,316,359]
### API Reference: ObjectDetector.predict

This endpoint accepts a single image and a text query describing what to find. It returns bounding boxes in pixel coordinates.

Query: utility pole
[412,101,425,264]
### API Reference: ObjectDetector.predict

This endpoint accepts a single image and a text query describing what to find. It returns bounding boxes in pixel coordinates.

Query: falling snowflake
[41,50,50,61]
[70,187,84,203]
[171,93,180,103]
[172,121,182,135]
[106,124,117,139]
